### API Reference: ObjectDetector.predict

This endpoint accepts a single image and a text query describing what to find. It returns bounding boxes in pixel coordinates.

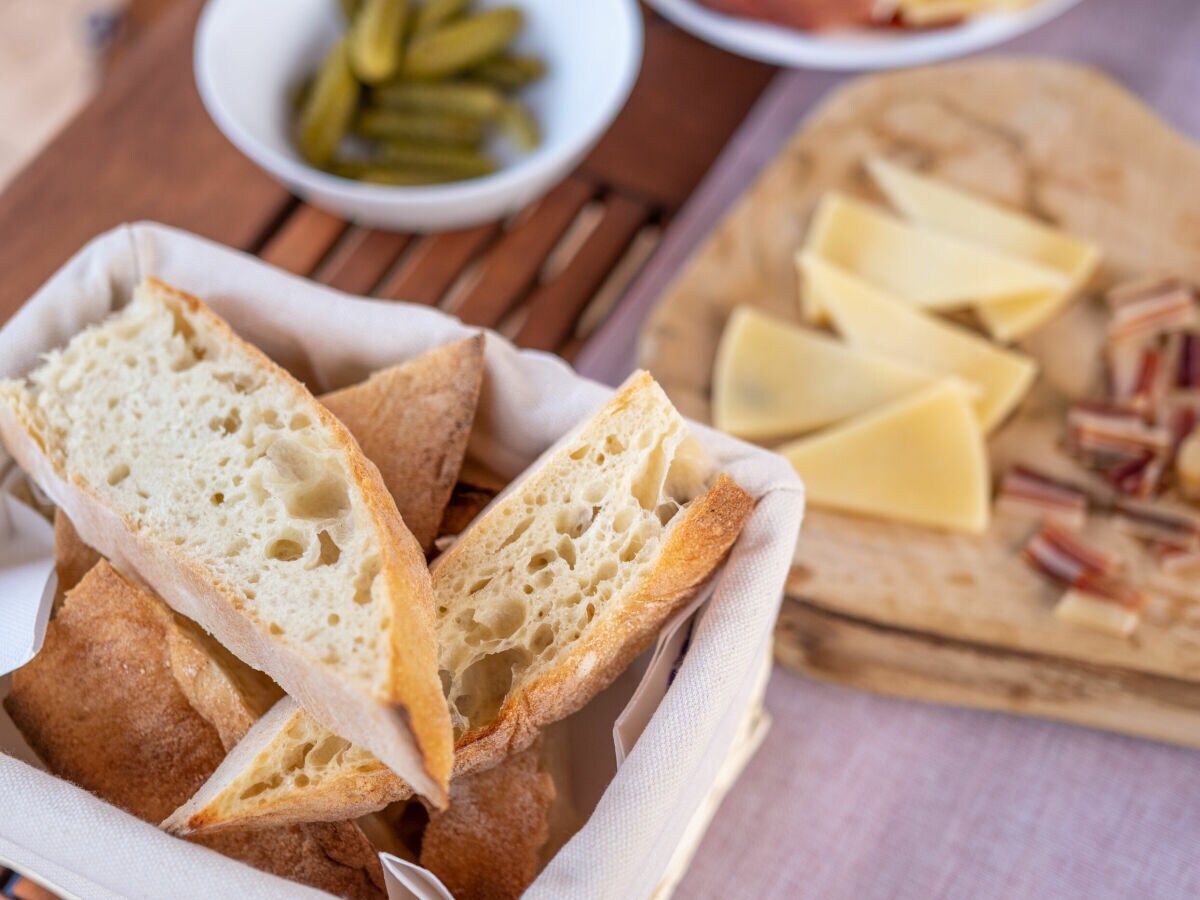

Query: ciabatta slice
[320,335,485,554]
[165,371,754,833]
[0,278,452,804]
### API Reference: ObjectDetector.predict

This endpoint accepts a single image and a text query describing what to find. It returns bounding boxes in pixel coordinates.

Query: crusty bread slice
[321,335,485,554]
[165,371,755,833]
[53,508,100,607]
[0,278,452,804]
[420,738,555,900]
[4,560,386,899]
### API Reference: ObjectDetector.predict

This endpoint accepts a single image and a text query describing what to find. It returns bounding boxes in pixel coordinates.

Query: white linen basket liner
[0,223,804,899]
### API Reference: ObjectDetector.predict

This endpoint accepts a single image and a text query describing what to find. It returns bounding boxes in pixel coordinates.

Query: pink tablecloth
[576,1,1200,896]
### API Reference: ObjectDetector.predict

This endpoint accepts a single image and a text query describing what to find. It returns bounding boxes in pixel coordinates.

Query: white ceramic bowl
[194,0,643,231]
[645,0,1087,70]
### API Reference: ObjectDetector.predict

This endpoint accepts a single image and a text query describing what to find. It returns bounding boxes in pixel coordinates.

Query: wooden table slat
[450,177,596,327]
[377,223,500,305]
[514,193,651,352]
[257,205,350,276]
[315,227,412,295]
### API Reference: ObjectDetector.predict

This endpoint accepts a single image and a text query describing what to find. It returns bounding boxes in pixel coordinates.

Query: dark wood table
[0,1,773,895]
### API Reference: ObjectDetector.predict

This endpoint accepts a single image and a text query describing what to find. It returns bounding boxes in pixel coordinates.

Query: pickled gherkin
[296,38,359,167]
[403,7,524,79]
[379,140,496,177]
[499,100,539,152]
[328,162,459,185]
[294,0,545,186]
[413,0,470,35]
[357,108,486,144]
[350,0,409,84]
[372,82,504,119]
[469,54,545,90]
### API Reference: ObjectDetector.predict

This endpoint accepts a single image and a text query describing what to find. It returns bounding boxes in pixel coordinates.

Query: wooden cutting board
[638,58,1200,747]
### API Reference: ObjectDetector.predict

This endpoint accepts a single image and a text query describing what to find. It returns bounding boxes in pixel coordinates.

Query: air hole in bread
[453,647,531,729]
[531,623,554,654]
[555,507,592,540]
[478,599,524,639]
[556,536,577,569]
[655,501,680,526]
[210,409,242,436]
[269,622,284,635]
[568,445,588,460]
[210,492,225,506]
[287,476,350,521]
[106,396,118,410]
[308,734,350,768]
[316,529,341,567]
[604,434,626,455]
[632,441,668,511]
[582,481,607,504]
[467,578,492,595]
[289,413,311,431]
[527,551,556,574]
[499,516,533,549]
[267,538,305,562]
[107,463,130,486]
[214,371,261,395]
[353,560,380,606]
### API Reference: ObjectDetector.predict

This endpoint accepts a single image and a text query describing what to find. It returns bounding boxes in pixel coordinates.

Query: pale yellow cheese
[867,157,1101,341]
[801,254,1038,432]
[801,193,1067,322]
[1054,590,1140,638]
[712,306,939,441]
[779,379,989,533]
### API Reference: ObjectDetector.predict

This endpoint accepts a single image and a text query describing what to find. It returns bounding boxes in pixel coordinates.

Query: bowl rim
[643,0,1087,71]
[193,0,645,204]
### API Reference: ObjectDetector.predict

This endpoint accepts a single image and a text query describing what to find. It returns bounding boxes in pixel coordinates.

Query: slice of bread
[420,738,555,900]
[53,508,100,607]
[165,371,754,833]
[0,278,452,804]
[321,335,485,554]
[4,560,386,900]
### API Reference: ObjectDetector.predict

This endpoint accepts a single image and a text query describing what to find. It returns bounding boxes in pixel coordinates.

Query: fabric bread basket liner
[0,223,804,899]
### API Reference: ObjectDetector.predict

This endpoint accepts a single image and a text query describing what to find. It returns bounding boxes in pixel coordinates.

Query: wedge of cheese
[712,306,938,440]
[801,193,1067,322]
[801,254,1038,432]
[867,157,1101,341]
[779,379,989,533]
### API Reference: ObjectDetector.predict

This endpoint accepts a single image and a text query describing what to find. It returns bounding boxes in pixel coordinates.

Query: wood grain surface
[638,59,1200,745]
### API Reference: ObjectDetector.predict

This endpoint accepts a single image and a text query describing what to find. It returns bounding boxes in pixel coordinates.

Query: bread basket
[0,223,803,899]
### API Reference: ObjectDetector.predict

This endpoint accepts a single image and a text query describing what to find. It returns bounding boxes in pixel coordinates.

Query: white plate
[645,0,1087,70]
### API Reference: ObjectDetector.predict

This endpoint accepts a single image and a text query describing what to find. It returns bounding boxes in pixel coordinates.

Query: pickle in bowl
[291,0,546,187]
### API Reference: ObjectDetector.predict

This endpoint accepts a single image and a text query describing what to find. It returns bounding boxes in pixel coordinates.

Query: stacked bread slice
[0,280,454,804]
